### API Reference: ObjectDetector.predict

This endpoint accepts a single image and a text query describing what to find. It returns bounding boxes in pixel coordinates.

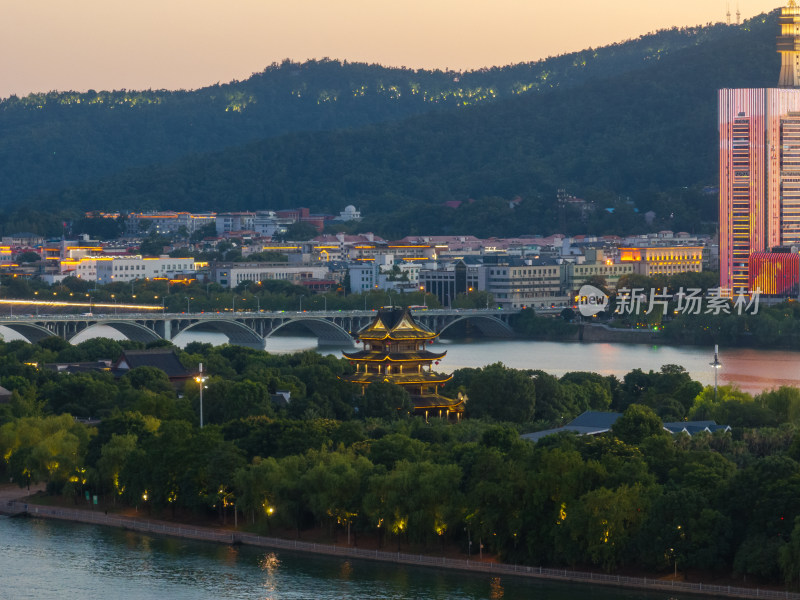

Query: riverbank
[1,490,792,600]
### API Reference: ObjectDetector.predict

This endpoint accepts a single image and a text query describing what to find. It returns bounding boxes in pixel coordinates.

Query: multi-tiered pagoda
[343,307,465,420]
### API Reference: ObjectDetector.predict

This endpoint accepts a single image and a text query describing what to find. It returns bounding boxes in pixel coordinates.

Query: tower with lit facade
[778,1,800,86]
[720,2,800,291]
[342,307,465,420]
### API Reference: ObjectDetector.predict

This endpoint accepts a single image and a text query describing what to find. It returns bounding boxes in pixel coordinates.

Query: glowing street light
[195,362,207,428]
[710,344,722,401]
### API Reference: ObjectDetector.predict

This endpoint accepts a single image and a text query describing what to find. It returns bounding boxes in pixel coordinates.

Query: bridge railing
[0,308,517,321]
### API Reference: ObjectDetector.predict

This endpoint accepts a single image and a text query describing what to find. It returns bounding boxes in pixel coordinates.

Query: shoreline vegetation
[1,493,794,600]
[4,337,800,591]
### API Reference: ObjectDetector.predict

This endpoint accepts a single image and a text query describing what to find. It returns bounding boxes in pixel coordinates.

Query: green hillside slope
[30,12,779,237]
[2,11,782,237]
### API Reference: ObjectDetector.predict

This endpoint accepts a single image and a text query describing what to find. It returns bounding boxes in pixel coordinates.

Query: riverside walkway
[1,498,793,600]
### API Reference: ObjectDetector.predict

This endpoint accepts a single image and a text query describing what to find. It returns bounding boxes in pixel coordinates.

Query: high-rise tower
[778,0,800,87]
[719,2,800,291]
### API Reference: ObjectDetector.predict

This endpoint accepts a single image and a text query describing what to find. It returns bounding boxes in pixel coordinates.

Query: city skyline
[0,0,781,99]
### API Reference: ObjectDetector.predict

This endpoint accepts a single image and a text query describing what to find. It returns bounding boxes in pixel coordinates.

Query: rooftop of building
[521,411,730,443]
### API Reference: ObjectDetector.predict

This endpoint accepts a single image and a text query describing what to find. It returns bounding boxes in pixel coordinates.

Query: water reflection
[489,577,504,599]
[3,518,695,600]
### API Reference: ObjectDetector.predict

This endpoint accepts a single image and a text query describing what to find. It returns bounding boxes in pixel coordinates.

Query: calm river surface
[0,517,691,600]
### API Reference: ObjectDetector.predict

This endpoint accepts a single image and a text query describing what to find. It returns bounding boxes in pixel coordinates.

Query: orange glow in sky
[0,1,783,99]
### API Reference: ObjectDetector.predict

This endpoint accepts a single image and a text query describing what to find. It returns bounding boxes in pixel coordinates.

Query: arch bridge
[0,308,519,350]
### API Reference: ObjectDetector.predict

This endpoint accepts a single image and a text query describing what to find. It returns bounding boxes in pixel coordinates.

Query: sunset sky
[0,1,783,99]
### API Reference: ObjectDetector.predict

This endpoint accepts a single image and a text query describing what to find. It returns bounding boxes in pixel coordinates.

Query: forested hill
[0,18,749,206]
[2,11,782,237]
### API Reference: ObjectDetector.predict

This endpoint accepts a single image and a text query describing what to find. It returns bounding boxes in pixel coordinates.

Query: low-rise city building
[211,262,330,288]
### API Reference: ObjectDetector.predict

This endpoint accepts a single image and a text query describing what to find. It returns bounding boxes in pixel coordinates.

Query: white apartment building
[211,262,330,289]
[216,213,256,236]
[66,255,196,283]
[348,256,428,293]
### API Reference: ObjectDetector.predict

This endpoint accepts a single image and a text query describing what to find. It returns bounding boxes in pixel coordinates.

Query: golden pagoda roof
[342,350,447,362]
[356,307,437,341]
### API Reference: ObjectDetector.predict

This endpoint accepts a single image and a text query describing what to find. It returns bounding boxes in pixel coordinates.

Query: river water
[0,517,689,600]
[5,323,799,394]
[316,337,800,394]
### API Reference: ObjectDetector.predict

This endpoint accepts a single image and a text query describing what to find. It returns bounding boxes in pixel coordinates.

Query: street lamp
[195,363,207,428]
[111,294,116,315]
[34,291,39,316]
[185,296,190,313]
[299,296,303,312]
[710,344,722,401]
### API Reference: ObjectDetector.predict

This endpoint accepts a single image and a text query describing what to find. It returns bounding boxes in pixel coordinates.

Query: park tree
[0,414,91,491]
[359,382,412,420]
[302,448,374,543]
[467,363,536,422]
[96,433,138,499]
[611,404,666,445]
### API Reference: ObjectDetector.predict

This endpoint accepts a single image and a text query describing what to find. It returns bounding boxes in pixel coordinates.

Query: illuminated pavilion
[342,307,465,420]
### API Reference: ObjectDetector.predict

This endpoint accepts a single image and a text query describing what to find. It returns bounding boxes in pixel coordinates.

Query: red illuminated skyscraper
[719,2,800,291]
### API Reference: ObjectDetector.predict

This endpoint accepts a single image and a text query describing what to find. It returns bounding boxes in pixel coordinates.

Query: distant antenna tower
[736,2,741,25]
[726,1,731,25]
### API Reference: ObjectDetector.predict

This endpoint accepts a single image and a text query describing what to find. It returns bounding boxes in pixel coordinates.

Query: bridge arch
[67,321,164,345]
[0,322,57,344]
[267,317,354,345]
[437,315,515,338]
[176,319,265,350]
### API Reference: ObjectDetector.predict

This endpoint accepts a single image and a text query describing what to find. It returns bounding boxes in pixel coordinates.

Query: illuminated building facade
[749,250,800,296]
[719,2,800,290]
[343,308,465,420]
[779,1,800,87]
[618,246,703,277]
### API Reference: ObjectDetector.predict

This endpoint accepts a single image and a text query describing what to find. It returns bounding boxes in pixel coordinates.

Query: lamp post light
[195,363,207,428]
[111,294,116,315]
[185,297,190,313]
[710,344,722,401]
[34,291,39,316]
[299,296,303,312]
